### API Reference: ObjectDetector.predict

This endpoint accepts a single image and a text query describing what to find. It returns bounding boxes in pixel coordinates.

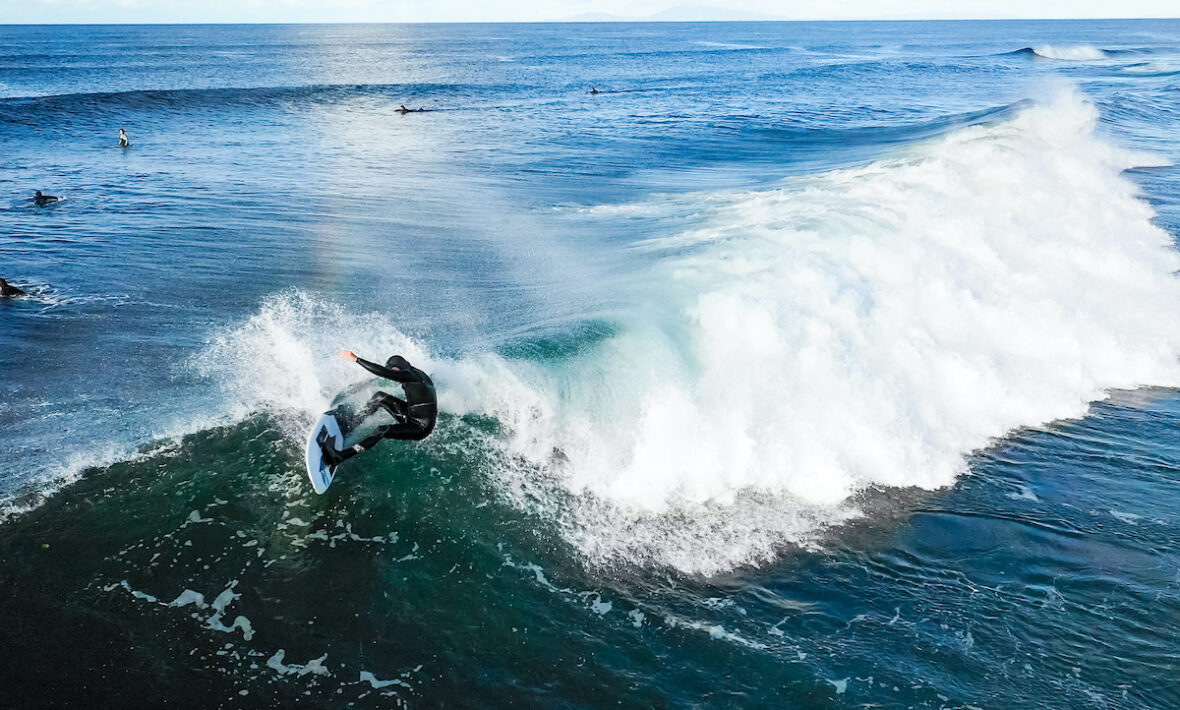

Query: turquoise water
[1,21,1179,707]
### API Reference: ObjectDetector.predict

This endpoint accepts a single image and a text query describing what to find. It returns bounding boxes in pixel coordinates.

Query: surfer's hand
[340,350,358,362]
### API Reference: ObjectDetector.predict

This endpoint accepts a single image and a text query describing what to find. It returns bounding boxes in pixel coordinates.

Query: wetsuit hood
[385,355,412,371]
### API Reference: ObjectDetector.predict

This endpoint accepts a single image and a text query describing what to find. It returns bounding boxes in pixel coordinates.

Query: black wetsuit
[330,355,436,464]
[0,279,24,297]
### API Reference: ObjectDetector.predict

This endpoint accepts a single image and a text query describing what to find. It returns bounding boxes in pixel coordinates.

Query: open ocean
[2,19,1179,708]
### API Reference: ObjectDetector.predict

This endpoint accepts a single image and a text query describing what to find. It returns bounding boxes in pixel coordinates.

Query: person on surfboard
[320,351,437,468]
[32,190,60,206]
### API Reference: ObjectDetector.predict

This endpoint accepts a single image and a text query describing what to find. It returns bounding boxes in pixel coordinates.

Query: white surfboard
[305,410,345,494]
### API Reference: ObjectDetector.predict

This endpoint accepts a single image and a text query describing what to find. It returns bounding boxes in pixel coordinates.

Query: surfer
[119,128,130,147]
[0,278,25,297]
[32,191,60,206]
[321,351,437,467]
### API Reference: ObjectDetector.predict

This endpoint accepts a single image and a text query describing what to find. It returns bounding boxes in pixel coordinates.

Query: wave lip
[1011,45,1108,61]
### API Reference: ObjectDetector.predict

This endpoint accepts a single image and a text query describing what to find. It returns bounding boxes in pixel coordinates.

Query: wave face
[196,91,1180,575]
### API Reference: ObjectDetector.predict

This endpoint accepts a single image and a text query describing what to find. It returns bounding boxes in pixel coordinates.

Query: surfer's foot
[319,440,344,468]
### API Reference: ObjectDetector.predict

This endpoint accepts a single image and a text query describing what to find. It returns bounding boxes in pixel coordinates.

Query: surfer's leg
[374,393,410,422]
[323,418,427,465]
[358,392,409,421]
[326,428,384,463]
[354,392,386,419]
[343,392,405,429]
[332,420,422,462]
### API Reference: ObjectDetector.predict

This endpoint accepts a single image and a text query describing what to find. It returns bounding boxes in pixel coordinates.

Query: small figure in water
[32,190,60,206]
[0,278,25,297]
[321,351,437,469]
[398,105,413,114]
[119,128,130,147]
[589,87,600,94]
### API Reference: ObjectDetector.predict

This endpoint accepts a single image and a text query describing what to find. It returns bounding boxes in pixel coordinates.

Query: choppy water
[2,20,1179,708]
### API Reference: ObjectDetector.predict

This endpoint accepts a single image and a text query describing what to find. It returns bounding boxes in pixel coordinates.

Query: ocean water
[2,19,1179,707]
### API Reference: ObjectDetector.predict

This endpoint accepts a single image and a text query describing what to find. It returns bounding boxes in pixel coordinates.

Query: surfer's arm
[354,356,420,383]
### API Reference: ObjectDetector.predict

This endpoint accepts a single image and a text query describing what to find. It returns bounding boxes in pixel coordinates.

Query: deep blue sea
[2,20,1180,708]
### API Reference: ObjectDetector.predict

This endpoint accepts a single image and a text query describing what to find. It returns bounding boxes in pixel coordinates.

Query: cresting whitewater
[2,20,1180,709]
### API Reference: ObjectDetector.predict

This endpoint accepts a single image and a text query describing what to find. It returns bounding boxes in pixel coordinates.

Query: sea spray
[483,90,1180,573]
[192,291,432,440]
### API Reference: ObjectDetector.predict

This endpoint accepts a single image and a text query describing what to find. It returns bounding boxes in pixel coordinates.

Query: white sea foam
[359,670,412,690]
[1032,45,1107,61]
[192,90,1180,576]
[267,650,331,677]
[470,89,1180,573]
[168,589,208,608]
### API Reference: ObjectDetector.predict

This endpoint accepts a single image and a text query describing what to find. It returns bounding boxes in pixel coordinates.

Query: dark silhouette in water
[0,279,25,297]
[589,87,600,94]
[397,105,430,114]
[32,191,60,206]
[119,128,130,147]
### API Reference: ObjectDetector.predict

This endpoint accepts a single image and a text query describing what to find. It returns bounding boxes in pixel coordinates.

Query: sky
[0,0,1176,24]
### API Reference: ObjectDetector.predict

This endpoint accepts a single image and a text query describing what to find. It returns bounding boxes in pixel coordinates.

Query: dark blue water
[1,21,1179,708]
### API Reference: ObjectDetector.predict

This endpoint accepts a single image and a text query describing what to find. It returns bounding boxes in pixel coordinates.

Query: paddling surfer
[32,191,60,206]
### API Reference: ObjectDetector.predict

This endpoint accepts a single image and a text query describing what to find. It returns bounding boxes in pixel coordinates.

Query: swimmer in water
[119,128,130,147]
[32,191,60,206]
[0,278,25,297]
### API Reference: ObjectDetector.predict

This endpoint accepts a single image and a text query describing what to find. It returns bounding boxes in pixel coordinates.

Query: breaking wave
[195,90,1180,575]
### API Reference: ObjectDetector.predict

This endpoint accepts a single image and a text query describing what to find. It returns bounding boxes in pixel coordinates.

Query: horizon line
[1,16,1178,27]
